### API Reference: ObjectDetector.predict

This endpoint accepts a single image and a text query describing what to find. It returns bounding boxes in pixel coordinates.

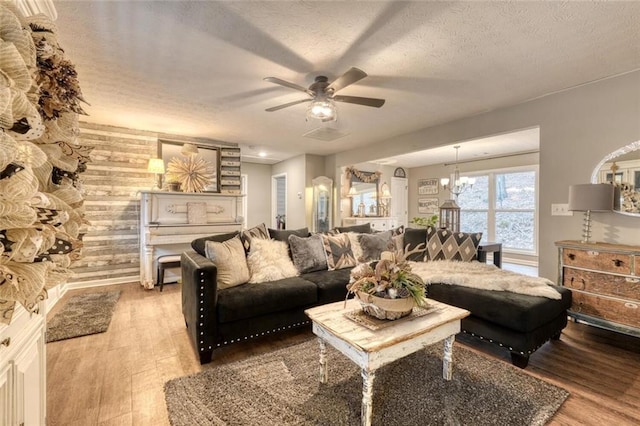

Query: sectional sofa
[181,225,571,368]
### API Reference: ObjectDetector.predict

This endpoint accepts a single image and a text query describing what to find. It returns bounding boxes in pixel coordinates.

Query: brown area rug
[164,339,568,425]
[46,291,121,343]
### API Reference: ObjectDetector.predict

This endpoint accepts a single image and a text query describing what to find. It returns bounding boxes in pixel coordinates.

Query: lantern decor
[439,199,460,232]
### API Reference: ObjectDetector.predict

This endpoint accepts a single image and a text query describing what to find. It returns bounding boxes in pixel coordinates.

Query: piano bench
[157,255,181,292]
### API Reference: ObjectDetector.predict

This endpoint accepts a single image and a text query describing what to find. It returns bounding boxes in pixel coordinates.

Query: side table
[477,242,502,268]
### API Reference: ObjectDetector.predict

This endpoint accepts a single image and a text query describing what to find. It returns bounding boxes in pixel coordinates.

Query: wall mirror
[591,140,640,215]
[312,176,332,232]
[346,167,380,217]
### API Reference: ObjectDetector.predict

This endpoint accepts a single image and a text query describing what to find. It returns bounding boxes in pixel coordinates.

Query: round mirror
[591,140,640,215]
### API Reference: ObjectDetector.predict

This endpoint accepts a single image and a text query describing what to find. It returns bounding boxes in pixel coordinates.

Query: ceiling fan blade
[264,77,314,95]
[327,67,368,93]
[333,95,385,108]
[265,99,311,112]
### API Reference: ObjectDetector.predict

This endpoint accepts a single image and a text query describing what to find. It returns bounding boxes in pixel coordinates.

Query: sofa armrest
[181,250,219,363]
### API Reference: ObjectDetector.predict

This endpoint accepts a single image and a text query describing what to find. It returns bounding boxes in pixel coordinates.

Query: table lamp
[568,183,614,243]
[147,158,165,190]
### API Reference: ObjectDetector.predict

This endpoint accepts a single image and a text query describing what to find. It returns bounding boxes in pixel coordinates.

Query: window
[457,168,537,254]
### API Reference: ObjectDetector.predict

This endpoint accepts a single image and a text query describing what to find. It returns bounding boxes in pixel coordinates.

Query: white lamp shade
[147,158,165,174]
[568,184,614,212]
[347,187,358,197]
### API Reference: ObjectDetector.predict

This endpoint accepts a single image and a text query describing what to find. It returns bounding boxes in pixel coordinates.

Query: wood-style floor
[46,281,640,425]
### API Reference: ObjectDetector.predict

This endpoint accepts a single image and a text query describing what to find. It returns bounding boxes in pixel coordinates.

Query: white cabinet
[0,304,46,425]
[342,217,399,232]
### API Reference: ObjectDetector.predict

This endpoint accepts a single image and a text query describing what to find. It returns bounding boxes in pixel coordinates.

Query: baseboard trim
[44,276,140,313]
[502,257,538,267]
[66,276,139,291]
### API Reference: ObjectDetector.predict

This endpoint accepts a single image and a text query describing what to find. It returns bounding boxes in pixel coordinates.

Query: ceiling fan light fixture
[307,99,336,121]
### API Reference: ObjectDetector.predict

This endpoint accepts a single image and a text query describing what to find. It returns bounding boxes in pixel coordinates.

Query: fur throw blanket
[410,260,561,300]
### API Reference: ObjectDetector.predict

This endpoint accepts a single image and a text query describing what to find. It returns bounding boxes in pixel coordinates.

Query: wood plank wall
[68,122,240,287]
[69,123,158,285]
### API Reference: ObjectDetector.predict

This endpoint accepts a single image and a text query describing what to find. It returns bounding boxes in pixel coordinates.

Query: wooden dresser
[555,240,640,337]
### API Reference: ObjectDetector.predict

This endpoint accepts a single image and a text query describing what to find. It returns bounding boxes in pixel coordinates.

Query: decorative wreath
[345,166,381,183]
[165,156,215,193]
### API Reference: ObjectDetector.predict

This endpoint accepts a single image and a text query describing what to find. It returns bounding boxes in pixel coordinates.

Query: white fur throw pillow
[205,236,250,289]
[247,238,299,283]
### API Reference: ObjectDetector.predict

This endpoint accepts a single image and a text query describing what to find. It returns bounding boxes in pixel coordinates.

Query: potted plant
[347,245,427,320]
[410,215,438,228]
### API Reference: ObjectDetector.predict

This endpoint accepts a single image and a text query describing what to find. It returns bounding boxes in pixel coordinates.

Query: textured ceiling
[53,1,640,164]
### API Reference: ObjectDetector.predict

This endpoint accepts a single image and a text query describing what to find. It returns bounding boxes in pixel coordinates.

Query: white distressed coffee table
[305,298,470,426]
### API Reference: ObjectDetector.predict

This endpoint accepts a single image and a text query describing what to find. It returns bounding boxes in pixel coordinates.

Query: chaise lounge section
[427,282,571,367]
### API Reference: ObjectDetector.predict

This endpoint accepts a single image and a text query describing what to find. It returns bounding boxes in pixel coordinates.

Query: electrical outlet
[551,204,573,216]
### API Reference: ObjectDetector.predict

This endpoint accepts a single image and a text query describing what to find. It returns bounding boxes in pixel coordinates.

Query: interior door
[391,177,408,228]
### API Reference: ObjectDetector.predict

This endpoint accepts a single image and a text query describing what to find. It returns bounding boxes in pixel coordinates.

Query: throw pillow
[358,231,394,262]
[390,225,405,236]
[426,228,483,262]
[334,223,373,234]
[268,227,310,241]
[402,228,428,261]
[191,231,239,257]
[204,236,249,289]
[247,238,299,283]
[345,232,364,262]
[288,234,327,273]
[321,233,356,271]
[239,223,269,253]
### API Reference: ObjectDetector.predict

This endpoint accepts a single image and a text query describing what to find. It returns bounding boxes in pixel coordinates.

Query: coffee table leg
[443,335,455,380]
[318,338,328,383]
[361,369,375,426]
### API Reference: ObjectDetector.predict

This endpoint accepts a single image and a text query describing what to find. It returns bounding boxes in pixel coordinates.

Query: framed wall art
[418,198,439,214]
[418,178,439,195]
[159,140,220,192]
[393,167,406,178]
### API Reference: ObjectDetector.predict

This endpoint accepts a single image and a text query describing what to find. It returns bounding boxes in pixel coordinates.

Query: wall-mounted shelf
[219,147,242,194]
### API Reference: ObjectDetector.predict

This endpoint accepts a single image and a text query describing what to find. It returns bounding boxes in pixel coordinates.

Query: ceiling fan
[263,67,385,121]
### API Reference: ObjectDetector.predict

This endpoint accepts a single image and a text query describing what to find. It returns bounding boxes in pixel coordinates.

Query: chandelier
[440,145,475,199]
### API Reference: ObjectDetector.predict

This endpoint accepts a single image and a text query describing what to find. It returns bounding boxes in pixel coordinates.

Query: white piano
[139,191,243,288]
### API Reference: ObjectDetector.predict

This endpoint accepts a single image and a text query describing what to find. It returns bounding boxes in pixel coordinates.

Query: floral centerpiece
[347,245,427,320]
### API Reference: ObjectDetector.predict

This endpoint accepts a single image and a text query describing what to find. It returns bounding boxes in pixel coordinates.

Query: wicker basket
[356,291,415,320]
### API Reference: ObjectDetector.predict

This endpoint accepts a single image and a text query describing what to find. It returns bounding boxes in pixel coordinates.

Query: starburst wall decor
[165,156,215,193]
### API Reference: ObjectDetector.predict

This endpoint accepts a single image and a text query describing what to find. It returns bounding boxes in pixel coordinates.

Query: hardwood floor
[47,282,640,425]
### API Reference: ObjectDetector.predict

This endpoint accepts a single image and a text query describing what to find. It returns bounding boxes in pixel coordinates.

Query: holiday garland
[345,166,381,183]
[0,5,91,323]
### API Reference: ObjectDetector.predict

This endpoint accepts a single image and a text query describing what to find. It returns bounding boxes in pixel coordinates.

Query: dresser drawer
[571,292,640,328]
[562,248,632,275]
[563,268,640,302]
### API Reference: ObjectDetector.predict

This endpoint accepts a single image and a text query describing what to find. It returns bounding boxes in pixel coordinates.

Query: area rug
[164,339,569,426]
[46,291,121,343]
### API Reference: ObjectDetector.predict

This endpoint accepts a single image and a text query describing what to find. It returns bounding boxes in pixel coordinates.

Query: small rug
[46,291,121,343]
[164,339,569,426]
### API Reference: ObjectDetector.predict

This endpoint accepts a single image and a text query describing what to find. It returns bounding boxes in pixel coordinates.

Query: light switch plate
[551,203,573,216]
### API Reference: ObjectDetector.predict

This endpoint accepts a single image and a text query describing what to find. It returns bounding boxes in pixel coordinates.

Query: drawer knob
[612,259,624,267]
[0,337,10,347]
[625,278,640,283]
[568,253,576,260]
[625,302,638,309]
